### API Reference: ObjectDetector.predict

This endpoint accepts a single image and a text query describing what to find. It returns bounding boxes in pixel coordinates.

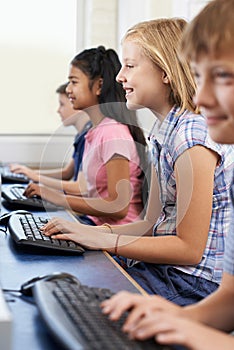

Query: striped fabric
[150,106,234,284]
[223,182,234,276]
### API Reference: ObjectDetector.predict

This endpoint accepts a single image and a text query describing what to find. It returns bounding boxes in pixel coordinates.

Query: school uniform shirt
[149,105,234,284]
[223,181,234,276]
[82,117,143,225]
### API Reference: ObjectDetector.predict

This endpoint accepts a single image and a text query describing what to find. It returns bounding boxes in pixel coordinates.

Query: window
[0,0,77,134]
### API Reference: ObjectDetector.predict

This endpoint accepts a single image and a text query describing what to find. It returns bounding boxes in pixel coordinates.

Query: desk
[0,200,145,350]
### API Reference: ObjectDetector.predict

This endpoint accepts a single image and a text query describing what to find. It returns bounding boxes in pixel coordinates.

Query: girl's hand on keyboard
[10,164,39,182]
[41,217,101,250]
[41,217,124,251]
[23,182,42,198]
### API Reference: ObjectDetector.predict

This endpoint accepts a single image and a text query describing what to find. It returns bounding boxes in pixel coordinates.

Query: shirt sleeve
[170,114,224,164]
[100,124,135,164]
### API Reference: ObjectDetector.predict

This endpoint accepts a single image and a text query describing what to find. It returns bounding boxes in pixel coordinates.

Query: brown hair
[181,0,234,61]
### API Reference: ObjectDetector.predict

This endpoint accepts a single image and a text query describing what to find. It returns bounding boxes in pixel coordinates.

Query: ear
[96,78,103,96]
[162,71,169,84]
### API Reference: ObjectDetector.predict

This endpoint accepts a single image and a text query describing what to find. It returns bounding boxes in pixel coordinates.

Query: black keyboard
[8,213,85,254]
[33,273,169,350]
[0,166,29,184]
[2,185,61,211]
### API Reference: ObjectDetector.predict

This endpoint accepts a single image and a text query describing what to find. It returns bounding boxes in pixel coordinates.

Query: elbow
[185,250,204,265]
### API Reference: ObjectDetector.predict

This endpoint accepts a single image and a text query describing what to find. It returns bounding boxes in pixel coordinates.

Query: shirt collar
[150,105,184,146]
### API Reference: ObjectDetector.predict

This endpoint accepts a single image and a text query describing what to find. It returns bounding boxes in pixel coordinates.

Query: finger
[129,316,161,340]
[51,233,71,241]
[101,292,142,321]
[123,303,149,332]
[41,220,63,235]
[156,331,188,346]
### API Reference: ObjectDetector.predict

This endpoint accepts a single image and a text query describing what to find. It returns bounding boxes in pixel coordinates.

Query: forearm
[106,234,204,264]
[38,175,82,194]
[183,274,234,332]
[39,160,74,180]
[40,189,128,218]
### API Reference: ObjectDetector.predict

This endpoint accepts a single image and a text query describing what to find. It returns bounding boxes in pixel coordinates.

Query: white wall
[0,0,210,167]
[0,134,73,168]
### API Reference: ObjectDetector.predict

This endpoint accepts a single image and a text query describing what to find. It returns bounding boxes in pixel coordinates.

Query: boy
[10,83,91,194]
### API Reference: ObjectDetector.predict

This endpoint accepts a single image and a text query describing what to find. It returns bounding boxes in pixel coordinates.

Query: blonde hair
[181,0,234,61]
[123,18,197,114]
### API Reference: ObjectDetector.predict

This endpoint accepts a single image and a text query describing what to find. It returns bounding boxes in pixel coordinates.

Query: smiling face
[191,51,234,144]
[66,65,100,111]
[116,40,173,118]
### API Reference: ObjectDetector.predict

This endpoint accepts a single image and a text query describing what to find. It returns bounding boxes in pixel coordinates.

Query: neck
[74,111,90,132]
[85,105,105,126]
[151,103,174,122]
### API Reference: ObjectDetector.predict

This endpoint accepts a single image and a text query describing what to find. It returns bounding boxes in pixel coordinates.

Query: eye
[212,68,234,84]
[192,71,201,85]
[126,64,134,69]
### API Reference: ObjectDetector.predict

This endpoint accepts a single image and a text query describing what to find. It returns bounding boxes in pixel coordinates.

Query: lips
[123,87,133,97]
[206,115,227,126]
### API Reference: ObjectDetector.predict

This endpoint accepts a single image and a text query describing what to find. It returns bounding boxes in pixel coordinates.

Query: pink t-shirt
[82,117,143,225]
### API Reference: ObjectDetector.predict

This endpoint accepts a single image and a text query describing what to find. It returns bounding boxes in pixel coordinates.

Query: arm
[100,275,234,346]
[42,146,219,264]
[124,311,234,350]
[10,159,75,183]
[105,145,219,264]
[25,157,133,219]
[183,272,234,332]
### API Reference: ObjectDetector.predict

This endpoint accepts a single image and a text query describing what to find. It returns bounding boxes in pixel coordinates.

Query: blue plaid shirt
[224,181,234,276]
[150,106,234,284]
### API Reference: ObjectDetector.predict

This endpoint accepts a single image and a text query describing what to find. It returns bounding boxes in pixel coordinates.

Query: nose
[116,67,126,84]
[193,79,216,109]
[66,82,71,95]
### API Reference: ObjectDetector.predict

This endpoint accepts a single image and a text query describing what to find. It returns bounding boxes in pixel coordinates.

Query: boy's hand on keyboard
[10,163,39,182]
[101,291,180,330]
[116,310,229,350]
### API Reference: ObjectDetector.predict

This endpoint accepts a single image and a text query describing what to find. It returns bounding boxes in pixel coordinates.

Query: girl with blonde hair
[42,18,234,305]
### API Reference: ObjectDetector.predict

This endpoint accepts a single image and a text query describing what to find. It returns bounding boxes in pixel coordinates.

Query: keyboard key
[33,274,168,350]
[8,213,85,254]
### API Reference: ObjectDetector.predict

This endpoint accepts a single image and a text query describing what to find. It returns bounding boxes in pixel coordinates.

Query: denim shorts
[116,259,219,306]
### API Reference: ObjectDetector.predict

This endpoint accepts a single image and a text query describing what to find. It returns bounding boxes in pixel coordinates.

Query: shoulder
[99,117,132,139]
[169,111,224,162]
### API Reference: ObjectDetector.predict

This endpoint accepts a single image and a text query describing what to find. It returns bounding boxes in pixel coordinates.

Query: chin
[126,101,143,111]
[209,131,234,144]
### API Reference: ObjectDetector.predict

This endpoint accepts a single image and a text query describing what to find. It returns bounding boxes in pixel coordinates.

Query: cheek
[217,88,234,109]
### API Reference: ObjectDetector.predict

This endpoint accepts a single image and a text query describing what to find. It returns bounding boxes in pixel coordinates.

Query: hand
[126,311,234,350]
[41,217,99,250]
[23,183,42,198]
[101,291,180,329]
[10,163,39,182]
[41,217,80,238]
